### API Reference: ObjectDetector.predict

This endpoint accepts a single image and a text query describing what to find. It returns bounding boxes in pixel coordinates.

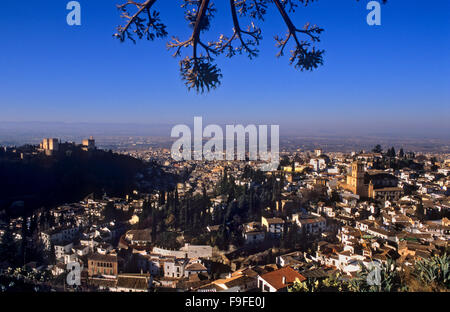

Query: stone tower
[346,161,367,197]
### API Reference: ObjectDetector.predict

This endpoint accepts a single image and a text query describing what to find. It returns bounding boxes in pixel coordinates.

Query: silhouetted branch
[273,0,324,71]
[215,0,261,59]
[115,0,167,43]
[114,0,388,91]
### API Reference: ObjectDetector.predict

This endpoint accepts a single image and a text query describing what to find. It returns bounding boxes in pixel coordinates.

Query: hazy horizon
[1,121,449,153]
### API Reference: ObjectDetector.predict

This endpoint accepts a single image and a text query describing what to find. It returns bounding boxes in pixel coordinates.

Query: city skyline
[0,0,449,297]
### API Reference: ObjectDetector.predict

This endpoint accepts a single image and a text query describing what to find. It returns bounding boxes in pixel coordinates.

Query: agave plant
[289,273,349,292]
[288,277,319,292]
[414,253,449,289]
[349,259,402,292]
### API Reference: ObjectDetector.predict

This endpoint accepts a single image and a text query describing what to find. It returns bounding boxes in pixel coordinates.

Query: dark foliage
[0,147,145,216]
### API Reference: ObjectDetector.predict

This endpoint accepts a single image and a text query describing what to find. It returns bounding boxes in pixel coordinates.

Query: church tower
[346,161,367,197]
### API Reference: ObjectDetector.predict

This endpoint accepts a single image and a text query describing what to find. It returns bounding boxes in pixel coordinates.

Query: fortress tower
[82,136,96,150]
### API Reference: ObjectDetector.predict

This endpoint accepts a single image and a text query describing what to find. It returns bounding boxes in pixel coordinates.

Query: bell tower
[348,161,366,196]
[352,161,364,179]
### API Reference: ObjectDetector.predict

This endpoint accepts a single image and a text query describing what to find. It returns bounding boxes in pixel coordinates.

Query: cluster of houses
[1,147,449,292]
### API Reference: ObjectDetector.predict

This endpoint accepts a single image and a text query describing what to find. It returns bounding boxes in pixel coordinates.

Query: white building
[41,226,79,249]
[292,214,326,235]
[54,242,73,260]
[242,222,265,245]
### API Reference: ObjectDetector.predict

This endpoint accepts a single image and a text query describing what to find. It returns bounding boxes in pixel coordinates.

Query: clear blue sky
[0,0,449,137]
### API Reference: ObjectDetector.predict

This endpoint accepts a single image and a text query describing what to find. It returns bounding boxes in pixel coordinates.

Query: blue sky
[0,0,449,137]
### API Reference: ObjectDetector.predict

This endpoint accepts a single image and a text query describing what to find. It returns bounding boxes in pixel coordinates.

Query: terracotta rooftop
[259,266,306,290]
[185,263,207,271]
[117,274,150,290]
[264,217,285,224]
[88,253,118,262]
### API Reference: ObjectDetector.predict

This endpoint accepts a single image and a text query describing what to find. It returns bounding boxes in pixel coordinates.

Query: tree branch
[116,0,158,41]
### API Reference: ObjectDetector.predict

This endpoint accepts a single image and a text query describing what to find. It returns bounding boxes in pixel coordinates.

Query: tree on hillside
[372,144,382,154]
[386,147,396,158]
[0,226,19,266]
[115,0,387,93]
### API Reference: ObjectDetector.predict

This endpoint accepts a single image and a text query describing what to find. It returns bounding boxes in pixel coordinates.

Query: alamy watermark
[66,1,381,27]
[366,261,382,286]
[367,1,382,26]
[66,1,81,26]
[170,117,279,172]
[66,262,81,286]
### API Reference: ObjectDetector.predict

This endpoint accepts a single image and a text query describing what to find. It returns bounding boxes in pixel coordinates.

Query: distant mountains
[0,121,175,146]
[0,121,449,153]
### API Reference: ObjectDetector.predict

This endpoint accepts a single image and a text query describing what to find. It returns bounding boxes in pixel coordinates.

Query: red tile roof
[260,266,306,290]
